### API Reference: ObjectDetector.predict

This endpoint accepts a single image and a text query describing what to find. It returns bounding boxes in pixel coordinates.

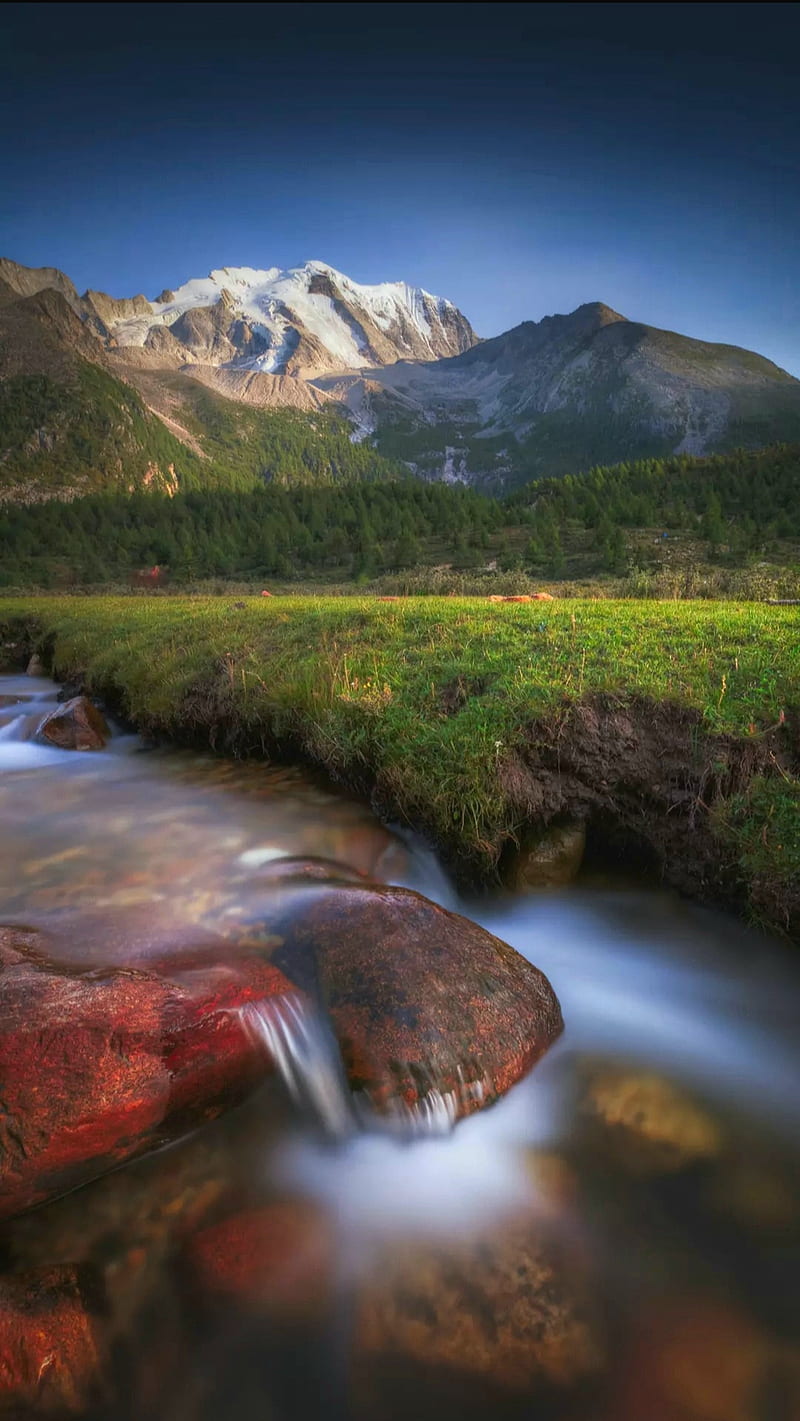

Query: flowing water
[0,673,798,1421]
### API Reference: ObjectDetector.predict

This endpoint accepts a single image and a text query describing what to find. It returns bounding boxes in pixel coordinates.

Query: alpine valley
[1,254,800,503]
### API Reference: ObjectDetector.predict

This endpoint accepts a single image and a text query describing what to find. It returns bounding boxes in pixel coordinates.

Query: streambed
[0,673,798,1420]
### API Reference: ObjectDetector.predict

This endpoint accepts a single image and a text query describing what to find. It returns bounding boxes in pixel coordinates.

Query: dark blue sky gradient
[2,2,799,371]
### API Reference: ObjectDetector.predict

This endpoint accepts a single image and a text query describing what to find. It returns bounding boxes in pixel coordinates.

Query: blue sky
[2,2,799,371]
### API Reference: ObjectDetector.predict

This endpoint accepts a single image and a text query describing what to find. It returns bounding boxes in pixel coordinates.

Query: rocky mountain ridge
[1,255,799,498]
[0,258,478,377]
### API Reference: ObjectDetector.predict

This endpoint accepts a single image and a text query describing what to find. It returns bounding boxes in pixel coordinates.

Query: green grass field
[2,595,798,934]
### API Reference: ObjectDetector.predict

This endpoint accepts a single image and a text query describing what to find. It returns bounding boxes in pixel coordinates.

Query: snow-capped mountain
[2,254,800,502]
[82,260,478,376]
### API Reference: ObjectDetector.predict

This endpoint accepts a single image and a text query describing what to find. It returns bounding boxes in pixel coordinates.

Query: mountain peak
[99,260,478,376]
[0,257,81,311]
[568,301,627,329]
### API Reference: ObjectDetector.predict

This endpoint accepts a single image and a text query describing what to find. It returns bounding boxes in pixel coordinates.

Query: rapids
[0,672,797,1421]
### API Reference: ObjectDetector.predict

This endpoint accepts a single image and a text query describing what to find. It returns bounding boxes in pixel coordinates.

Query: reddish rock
[37,696,109,751]
[260,590,273,597]
[609,1297,800,1421]
[184,1201,333,1318]
[0,926,294,1221]
[0,1264,109,1415]
[233,881,563,1122]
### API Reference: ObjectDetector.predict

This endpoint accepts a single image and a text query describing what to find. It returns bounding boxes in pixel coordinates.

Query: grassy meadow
[2,595,798,933]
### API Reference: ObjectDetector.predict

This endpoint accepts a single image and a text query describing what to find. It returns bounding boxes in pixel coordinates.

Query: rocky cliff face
[0,259,82,312]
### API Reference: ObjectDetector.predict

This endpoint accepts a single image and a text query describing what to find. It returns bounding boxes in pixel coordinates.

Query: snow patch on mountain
[103,261,474,374]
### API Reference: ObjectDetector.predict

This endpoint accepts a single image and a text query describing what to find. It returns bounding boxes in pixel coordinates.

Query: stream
[0,672,798,1421]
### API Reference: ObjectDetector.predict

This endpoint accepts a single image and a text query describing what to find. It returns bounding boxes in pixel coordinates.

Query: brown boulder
[0,1264,109,1415]
[353,1215,603,1414]
[575,1060,723,1174]
[508,820,586,891]
[0,925,294,1220]
[37,696,109,751]
[229,880,563,1124]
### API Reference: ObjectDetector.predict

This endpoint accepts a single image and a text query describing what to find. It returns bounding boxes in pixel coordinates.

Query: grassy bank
[2,596,798,937]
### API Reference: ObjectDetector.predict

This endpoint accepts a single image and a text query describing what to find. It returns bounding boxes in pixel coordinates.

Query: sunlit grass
[2,596,798,927]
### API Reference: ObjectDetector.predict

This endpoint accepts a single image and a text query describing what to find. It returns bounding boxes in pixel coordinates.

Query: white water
[241,994,358,1140]
[242,995,490,1146]
[0,715,26,741]
[2,670,799,1421]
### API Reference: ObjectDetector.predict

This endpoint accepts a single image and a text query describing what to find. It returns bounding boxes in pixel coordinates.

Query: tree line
[1,442,798,587]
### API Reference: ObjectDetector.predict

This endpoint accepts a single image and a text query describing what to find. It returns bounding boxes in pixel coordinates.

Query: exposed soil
[2,622,797,941]
[497,695,799,935]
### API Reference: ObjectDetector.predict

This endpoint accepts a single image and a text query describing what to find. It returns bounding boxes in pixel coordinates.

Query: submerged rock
[183,1200,334,1319]
[508,820,586,891]
[575,1060,723,1174]
[0,925,293,1220]
[0,1087,293,1344]
[608,1296,800,1421]
[227,879,563,1125]
[37,696,110,751]
[0,1264,109,1415]
[353,1214,603,1414]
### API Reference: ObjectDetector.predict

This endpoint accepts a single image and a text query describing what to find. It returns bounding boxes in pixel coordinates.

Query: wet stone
[507,820,586,891]
[224,879,564,1125]
[37,696,110,752]
[182,1200,334,1320]
[0,924,294,1220]
[606,1296,800,1421]
[0,1264,110,1416]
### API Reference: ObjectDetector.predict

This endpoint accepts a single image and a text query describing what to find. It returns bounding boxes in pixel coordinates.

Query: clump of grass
[713,774,800,932]
[2,595,798,934]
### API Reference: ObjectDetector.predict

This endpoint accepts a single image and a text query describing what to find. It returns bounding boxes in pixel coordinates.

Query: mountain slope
[0,284,402,502]
[1,257,800,500]
[322,303,800,488]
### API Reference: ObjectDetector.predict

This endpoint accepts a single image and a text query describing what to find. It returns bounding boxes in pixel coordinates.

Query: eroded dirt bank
[497,694,799,937]
[1,616,797,943]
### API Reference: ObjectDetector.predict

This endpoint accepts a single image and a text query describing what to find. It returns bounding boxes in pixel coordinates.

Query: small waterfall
[240,995,483,1140]
[0,715,26,742]
[241,994,358,1139]
[355,1070,491,1136]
